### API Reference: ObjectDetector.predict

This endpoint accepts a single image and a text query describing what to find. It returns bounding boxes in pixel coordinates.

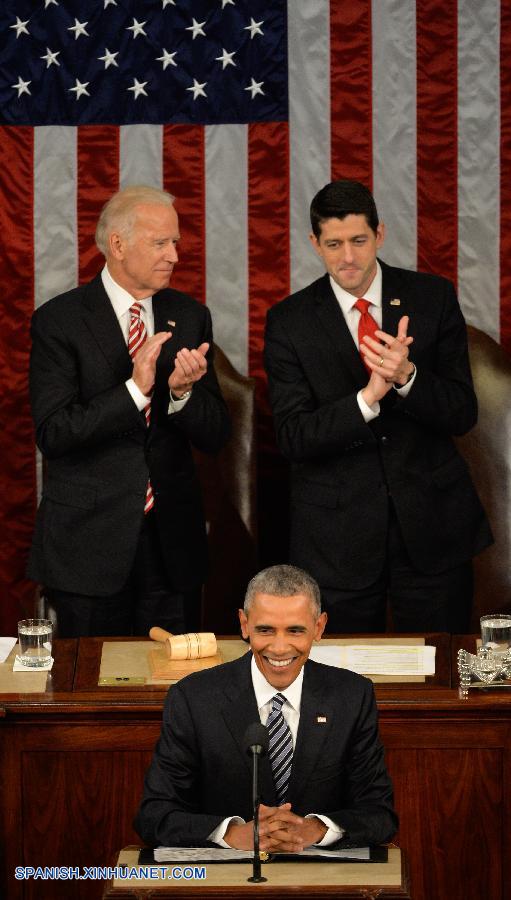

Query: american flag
[1,0,287,126]
[1,0,510,632]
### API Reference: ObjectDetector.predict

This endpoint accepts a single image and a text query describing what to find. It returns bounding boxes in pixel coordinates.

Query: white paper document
[154,848,252,862]
[310,644,436,675]
[0,637,17,663]
[153,846,370,862]
[296,846,370,860]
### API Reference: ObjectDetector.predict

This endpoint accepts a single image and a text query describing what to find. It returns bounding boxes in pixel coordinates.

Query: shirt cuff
[357,389,380,422]
[306,814,344,846]
[208,816,245,847]
[393,364,417,397]
[125,378,150,412]
[167,391,192,415]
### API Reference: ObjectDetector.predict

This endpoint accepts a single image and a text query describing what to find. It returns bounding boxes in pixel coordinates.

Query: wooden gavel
[149,627,217,660]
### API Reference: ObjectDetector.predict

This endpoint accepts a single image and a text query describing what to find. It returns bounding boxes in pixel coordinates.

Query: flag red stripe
[247,121,290,381]
[330,0,373,187]
[0,127,37,633]
[247,121,290,558]
[416,1,458,284]
[163,125,205,302]
[77,126,120,284]
[248,121,290,461]
[500,0,511,353]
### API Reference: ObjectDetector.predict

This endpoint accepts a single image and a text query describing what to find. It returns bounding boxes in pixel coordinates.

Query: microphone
[243,723,269,883]
[244,723,269,758]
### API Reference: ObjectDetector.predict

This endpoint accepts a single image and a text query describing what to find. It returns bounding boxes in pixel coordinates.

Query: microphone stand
[247,746,267,884]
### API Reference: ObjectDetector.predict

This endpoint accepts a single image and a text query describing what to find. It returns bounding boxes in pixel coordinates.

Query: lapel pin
[390,299,401,306]
[316,715,327,724]
[167,320,176,327]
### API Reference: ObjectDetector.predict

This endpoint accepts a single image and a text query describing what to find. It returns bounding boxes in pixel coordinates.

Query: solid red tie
[128,302,154,514]
[354,298,379,374]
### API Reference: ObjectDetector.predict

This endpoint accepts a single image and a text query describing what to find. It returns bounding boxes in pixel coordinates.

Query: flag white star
[98,48,119,69]
[126,19,147,38]
[104,0,117,7]
[12,77,31,98]
[127,78,148,99]
[10,18,30,38]
[162,0,176,6]
[245,78,264,98]
[41,48,60,68]
[68,19,89,40]
[186,19,206,39]
[69,79,90,99]
[221,0,235,7]
[244,18,264,39]
[215,48,236,69]
[186,79,207,99]
[156,49,177,70]
[44,0,58,7]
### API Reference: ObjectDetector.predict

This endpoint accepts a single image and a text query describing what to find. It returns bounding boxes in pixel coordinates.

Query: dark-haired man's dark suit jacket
[264,260,493,594]
[134,651,397,847]
[27,274,230,597]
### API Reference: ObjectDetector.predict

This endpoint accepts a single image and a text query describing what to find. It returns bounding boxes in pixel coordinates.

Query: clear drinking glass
[480,614,511,652]
[17,619,53,667]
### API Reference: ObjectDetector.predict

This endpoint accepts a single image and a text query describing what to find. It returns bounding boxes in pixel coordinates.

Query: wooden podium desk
[101,846,410,899]
[0,636,510,900]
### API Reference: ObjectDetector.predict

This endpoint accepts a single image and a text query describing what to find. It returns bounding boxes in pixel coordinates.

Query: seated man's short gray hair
[244,565,321,617]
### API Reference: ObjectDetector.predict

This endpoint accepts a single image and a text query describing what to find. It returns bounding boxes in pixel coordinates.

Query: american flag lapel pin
[390,298,401,306]
[317,715,327,724]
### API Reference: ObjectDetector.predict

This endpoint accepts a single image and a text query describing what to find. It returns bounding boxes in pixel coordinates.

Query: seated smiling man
[135,565,397,851]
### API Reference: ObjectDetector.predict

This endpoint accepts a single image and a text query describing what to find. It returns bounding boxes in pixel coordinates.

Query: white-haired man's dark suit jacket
[134,652,397,847]
[27,274,230,597]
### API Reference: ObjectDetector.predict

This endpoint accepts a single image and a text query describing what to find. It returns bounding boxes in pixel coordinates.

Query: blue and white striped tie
[267,693,293,804]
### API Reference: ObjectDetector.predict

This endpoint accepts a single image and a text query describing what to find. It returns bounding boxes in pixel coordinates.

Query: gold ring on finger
[378,357,384,367]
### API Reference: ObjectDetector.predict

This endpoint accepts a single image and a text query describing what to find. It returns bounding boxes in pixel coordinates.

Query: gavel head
[166,632,217,660]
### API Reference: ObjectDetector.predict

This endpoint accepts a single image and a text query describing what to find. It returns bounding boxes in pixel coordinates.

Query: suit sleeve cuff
[168,391,192,415]
[208,816,245,847]
[125,378,151,411]
[357,390,380,422]
[393,363,417,397]
[305,814,345,846]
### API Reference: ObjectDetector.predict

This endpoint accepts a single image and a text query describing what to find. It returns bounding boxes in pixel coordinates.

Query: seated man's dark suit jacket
[264,260,493,590]
[27,274,230,596]
[134,651,397,847]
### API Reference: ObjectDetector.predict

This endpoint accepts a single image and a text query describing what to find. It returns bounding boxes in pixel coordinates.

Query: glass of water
[17,619,53,667]
[480,615,511,652]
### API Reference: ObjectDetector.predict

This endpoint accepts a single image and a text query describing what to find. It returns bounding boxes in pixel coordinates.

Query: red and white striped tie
[128,302,154,515]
